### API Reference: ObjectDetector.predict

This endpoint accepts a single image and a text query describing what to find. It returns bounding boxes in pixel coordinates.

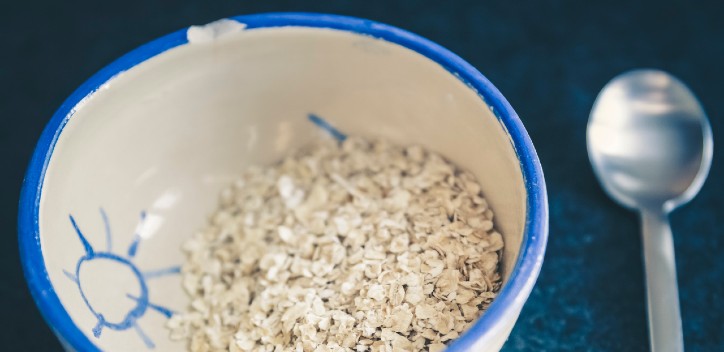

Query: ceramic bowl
[19,13,548,352]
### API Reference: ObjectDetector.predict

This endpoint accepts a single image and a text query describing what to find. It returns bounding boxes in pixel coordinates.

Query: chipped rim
[19,12,548,351]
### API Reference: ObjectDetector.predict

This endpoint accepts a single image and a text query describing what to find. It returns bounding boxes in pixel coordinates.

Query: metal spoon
[587,69,713,351]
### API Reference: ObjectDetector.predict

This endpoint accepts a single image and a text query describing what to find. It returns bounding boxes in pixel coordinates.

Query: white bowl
[19,13,548,352]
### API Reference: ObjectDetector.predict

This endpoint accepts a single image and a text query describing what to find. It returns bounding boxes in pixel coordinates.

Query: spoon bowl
[588,69,713,211]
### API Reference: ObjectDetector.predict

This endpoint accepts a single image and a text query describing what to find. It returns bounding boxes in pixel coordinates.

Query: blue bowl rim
[18,12,548,351]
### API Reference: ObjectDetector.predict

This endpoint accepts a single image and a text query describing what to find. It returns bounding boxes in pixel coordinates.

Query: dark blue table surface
[2,1,722,351]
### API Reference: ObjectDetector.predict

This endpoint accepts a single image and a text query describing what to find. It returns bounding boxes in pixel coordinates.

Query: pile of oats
[168,137,504,352]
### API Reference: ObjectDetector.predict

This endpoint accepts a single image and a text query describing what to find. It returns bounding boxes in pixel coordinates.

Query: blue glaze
[132,322,155,349]
[142,266,181,280]
[127,211,146,258]
[63,209,177,349]
[18,13,547,351]
[127,294,176,318]
[62,270,79,284]
[308,113,348,141]
[74,253,149,335]
[69,215,95,256]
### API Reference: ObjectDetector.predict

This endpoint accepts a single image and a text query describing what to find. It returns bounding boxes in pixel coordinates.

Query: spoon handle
[640,210,684,352]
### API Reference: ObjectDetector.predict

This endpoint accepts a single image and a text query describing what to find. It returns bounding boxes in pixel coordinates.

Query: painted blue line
[147,302,175,319]
[92,316,105,338]
[69,215,94,256]
[127,235,141,258]
[142,266,181,279]
[127,294,175,318]
[132,321,155,349]
[62,270,78,284]
[99,208,112,253]
[127,211,146,258]
[308,113,347,141]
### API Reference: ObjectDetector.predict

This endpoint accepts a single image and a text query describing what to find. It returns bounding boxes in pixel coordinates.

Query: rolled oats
[168,137,504,351]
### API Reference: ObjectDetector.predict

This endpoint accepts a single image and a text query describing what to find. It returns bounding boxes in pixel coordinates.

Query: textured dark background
[1,1,722,351]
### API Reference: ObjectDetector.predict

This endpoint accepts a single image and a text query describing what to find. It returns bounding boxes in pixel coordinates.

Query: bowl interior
[35,22,526,351]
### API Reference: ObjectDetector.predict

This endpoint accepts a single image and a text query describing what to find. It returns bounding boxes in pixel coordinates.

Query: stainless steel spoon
[587,69,713,351]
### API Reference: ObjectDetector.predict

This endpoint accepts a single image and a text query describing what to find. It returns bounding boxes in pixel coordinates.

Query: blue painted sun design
[63,208,180,349]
